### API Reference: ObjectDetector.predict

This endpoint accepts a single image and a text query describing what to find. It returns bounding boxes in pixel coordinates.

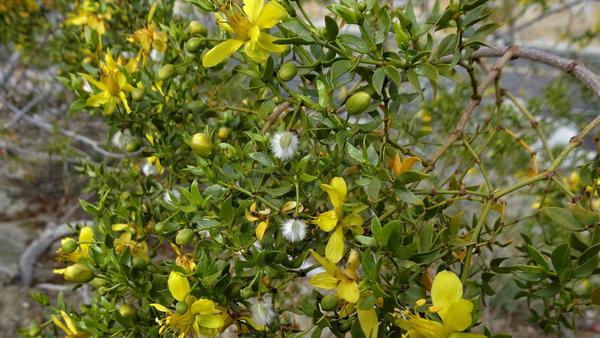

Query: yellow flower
[202,0,288,67]
[52,311,88,338]
[129,4,167,64]
[80,51,136,115]
[151,272,231,337]
[112,225,149,262]
[308,249,360,303]
[65,0,112,35]
[387,153,420,177]
[172,243,197,273]
[395,271,485,338]
[314,177,363,263]
[245,202,271,241]
[59,226,94,263]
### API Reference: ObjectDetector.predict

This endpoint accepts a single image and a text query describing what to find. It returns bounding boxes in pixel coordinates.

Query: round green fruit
[175,301,188,314]
[61,238,78,254]
[191,132,213,157]
[217,127,230,140]
[240,287,253,299]
[185,37,203,53]
[338,319,352,333]
[158,64,175,81]
[118,304,138,320]
[131,87,144,101]
[320,294,338,311]
[277,63,297,82]
[189,21,207,36]
[345,91,372,114]
[176,228,195,245]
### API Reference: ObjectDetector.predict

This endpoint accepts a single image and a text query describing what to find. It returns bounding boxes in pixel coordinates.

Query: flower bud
[189,21,207,36]
[63,263,94,283]
[158,64,175,81]
[60,238,78,254]
[320,294,338,311]
[191,132,213,157]
[345,91,372,114]
[133,256,148,270]
[118,304,138,320]
[175,228,195,246]
[277,63,297,82]
[338,319,352,333]
[357,2,367,11]
[185,37,203,53]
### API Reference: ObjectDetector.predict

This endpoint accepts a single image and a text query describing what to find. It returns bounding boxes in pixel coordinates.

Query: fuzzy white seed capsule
[270,131,299,161]
[250,294,276,326]
[281,219,307,243]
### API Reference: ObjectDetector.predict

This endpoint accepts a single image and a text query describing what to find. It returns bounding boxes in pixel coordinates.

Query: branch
[472,46,600,98]
[19,220,92,286]
[427,46,518,170]
[510,0,596,33]
[1,97,140,159]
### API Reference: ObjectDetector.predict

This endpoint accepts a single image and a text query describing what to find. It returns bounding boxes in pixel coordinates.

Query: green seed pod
[240,287,253,299]
[63,263,94,283]
[320,294,338,311]
[61,238,78,254]
[176,228,195,246]
[175,301,188,314]
[118,304,138,321]
[158,64,175,81]
[217,127,230,140]
[191,132,213,158]
[277,63,297,82]
[357,2,367,11]
[185,100,206,112]
[185,37,203,53]
[189,21,207,36]
[345,91,372,115]
[131,87,144,101]
[90,277,107,287]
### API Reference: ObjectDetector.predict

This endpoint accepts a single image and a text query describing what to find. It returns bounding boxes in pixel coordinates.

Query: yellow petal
[309,272,338,289]
[168,271,190,302]
[52,315,72,335]
[61,311,78,334]
[87,91,111,107]
[256,220,268,241]
[202,39,245,68]
[191,299,220,315]
[449,333,487,338]
[243,40,269,64]
[357,307,378,338]
[257,32,288,53]
[80,73,106,90]
[336,280,359,303]
[341,213,363,229]
[196,314,225,329]
[321,177,347,210]
[243,0,263,23]
[431,270,463,316]
[441,298,473,332]
[112,223,129,231]
[150,303,171,313]
[255,1,288,28]
[399,156,421,173]
[245,206,259,221]
[308,249,338,276]
[315,209,338,232]
[119,91,131,113]
[325,226,345,263]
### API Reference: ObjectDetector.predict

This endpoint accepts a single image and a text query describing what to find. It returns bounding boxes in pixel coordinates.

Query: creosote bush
[4,0,600,337]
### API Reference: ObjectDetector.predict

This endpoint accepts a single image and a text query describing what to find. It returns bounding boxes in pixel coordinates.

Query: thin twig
[261,101,291,133]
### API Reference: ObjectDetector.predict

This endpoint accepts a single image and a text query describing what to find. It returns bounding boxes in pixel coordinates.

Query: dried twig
[261,102,291,133]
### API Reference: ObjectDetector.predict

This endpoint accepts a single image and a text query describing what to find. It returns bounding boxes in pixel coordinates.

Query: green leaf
[526,245,549,271]
[372,68,386,96]
[338,34,370,53]
[396,186,421,205]
[551,243,572,274]
[355,235,377,246]
[347,143,365,163]
[395,171,429,185]
[540,207,586,231]
[279,19,314,44]
[324,16,339,41]
[249,152,274,167]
